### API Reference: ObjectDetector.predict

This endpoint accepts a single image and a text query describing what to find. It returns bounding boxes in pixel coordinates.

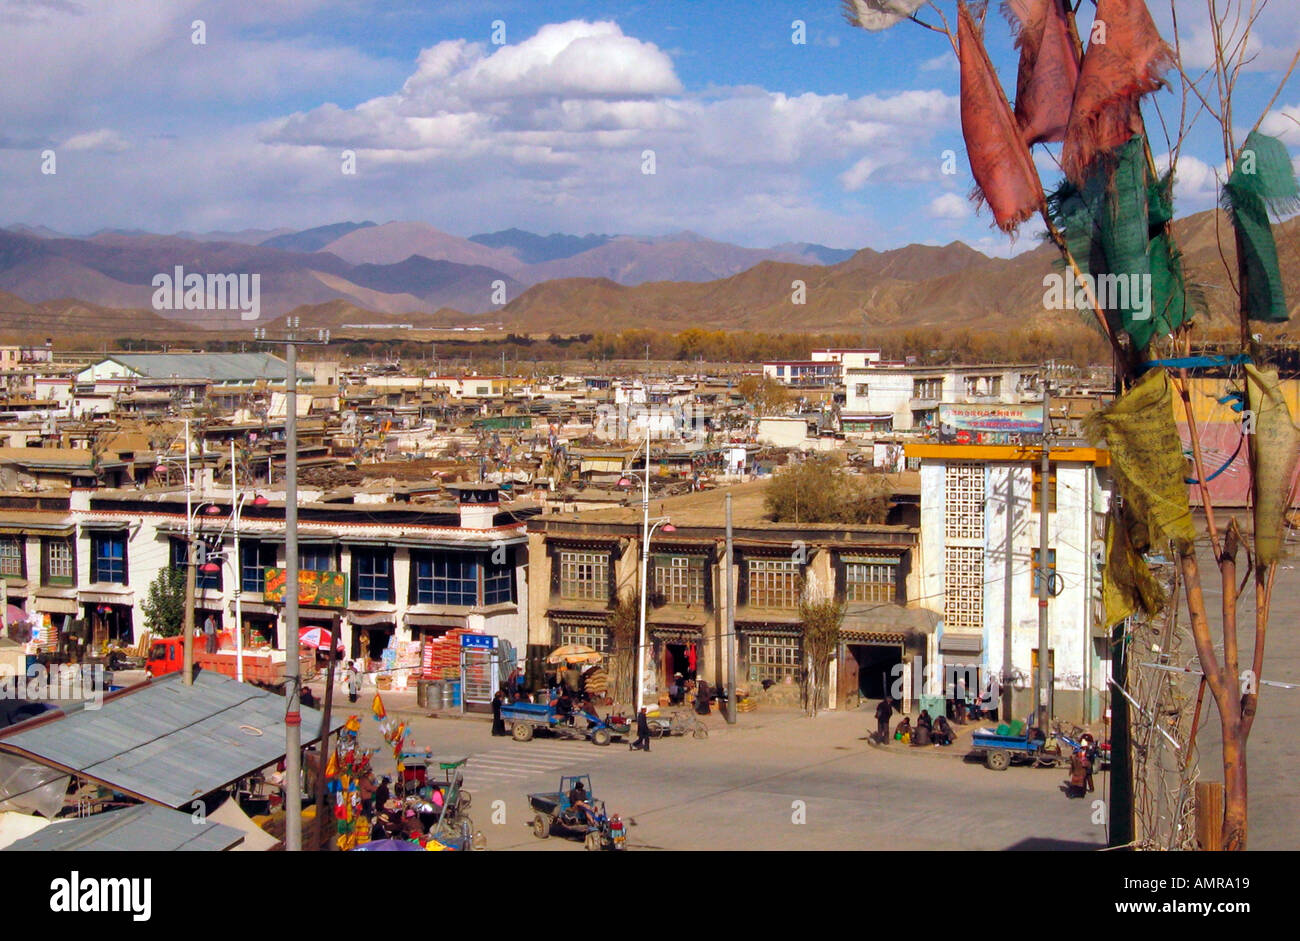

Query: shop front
[234,602,280,649]
[649,625,704,706]
[347,612,395,668]
[79,590,135,649]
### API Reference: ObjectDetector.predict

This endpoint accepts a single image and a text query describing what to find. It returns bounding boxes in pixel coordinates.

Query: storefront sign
[460,633,495,649]
[263,568,347,607]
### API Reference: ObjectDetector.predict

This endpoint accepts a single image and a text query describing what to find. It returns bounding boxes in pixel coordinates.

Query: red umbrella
[5,604,29,626]
[299,626,345,653]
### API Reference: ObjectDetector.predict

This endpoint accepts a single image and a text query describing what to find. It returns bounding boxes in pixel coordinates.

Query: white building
[843,364,1041,433]
[905,442,1112,723]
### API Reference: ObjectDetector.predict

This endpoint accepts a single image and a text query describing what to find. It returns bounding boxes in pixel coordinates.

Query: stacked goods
[420,628,490,680]
[582,666,608,695]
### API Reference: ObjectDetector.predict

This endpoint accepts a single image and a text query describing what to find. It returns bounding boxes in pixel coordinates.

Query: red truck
[146,636,312,691]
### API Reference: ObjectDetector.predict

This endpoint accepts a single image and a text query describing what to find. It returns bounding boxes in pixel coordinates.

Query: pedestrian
[1081,734,1098,793]
[630,707,652,752]
[491,690,508,736]
[346,662,362,704]
[1066,748,1089,798]
[203,613,218,654]
[694,679,711,716]
[300,684,316,709]
[505,665,522,700]
[874,697,893,744]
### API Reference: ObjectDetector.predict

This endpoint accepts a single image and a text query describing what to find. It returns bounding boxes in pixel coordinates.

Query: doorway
[849,644,902,700]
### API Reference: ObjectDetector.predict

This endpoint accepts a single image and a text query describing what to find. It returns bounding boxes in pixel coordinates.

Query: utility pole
[254,319,329,853]
[183,417,196,686]
[725,492,737,725]
[1034,371,1052,731]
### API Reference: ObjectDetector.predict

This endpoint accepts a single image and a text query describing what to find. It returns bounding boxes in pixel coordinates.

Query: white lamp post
[619,437,674,713]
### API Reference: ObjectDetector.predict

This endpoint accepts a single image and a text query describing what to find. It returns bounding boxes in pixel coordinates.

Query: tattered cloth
[1060,0,1173,185]
[958,0,1044,233]
[1222,131,1300,323]
[840,0,926,32]
[1084,368,1196,552]
[1003,0,1080,145]
[1244,364,1300,564]
[1102,503,1166,627]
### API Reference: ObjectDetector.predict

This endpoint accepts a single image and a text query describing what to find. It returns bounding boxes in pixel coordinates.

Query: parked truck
[145,636,312,691]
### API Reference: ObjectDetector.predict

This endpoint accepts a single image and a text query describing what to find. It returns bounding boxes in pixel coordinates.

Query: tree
[736,375,791,416]
[606,590,640,707]
[141,566,186,637]
[765,456,891,524]
[799,574,844,718]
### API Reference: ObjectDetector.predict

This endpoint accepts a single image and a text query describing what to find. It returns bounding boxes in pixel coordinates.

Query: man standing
[630,707,652,752]
[874,697,893,744]
[203,613,218,654]
[491,690,508,736]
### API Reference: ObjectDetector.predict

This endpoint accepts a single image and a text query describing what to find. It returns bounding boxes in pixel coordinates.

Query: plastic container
[450,681,461,706]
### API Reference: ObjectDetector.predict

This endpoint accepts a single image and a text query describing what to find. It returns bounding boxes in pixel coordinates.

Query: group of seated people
[894,710,956,746]
[548,688,601,725]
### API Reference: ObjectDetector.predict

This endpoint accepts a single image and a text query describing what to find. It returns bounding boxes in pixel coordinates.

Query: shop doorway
[86,603,133,649]
[850,643,902,701]
[243,615,278,650]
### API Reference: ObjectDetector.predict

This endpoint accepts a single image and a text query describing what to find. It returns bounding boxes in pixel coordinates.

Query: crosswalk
[460,740,614,789]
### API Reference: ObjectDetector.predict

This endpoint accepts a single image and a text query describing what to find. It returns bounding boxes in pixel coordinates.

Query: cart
[503,702,626,746]
[526,774,627,851]
[967,729,1064,770]
[645,710,709,739]
[398,752,473,828]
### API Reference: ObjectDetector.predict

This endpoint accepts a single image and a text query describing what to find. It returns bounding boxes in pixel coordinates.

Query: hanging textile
[1245,365,1300,563]
[1222,131,1300,322]
[1004,0,1080,145]
[841,0,926,31]
[1061,0,1173,184]
[1102,504,1167,627]
[958,0,1045,232]
[1084,368,1196,552]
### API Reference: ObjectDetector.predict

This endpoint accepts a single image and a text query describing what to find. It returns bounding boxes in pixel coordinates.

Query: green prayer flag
[1222,131,1299,323]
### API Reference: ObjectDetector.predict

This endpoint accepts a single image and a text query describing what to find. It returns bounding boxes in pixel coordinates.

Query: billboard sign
[263,568,347,607]
[938,403,1044,444]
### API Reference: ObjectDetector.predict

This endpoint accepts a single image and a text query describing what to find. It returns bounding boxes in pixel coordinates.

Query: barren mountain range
[0,210,1295,339]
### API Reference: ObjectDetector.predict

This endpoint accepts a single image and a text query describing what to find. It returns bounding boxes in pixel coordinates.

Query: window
[944,545,983,632]
[1032,463,1057,513]
[945,462,984,540]
[558,621,610,653]
[171,538,221,591]
[748,634,800,683]
[1032,548,1058,597]
[854,383,869,397]
[412,551,478,606]
[241,541,277,593]
[92,533,126,584]
[844,556,899,603]
[299,545,335,572]
[0,536,23,577]
[43,537,74,586]
[654,555,705,606]
[747,558,800,608]
[483,553,514,605]
[352,549,394,603]
[559,550,609,602]
[913,377,942,400]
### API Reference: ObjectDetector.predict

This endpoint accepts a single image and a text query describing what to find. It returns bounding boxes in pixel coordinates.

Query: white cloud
[61,129,129,152]
[1260,103,1300,146]
[927,192,970,221]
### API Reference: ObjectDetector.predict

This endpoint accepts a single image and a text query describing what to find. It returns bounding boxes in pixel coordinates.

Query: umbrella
[546,644,603,665]
[4,605,29,626]
[299,627,345,652]
[351,839,422,852]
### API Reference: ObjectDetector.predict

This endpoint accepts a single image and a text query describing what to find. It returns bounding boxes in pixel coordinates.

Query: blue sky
[2,1,1297,257]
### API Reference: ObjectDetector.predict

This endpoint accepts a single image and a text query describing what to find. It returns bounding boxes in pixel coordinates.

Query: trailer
[967,729,1064,770]
[502,701,627,746]
[145,636,313,692]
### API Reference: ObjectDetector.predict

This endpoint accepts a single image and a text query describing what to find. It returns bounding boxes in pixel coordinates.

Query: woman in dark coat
[695,679,711,715]
[491,691,507,736]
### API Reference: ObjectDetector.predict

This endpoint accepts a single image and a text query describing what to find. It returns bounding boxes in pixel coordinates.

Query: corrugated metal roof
[0,672,345,809]
[3,803,244,851]
[103,353,303,383]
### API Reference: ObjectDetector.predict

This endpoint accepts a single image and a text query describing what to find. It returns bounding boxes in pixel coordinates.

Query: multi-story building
[904,441,1112,722]
[526,479,933,711]
[843,363,1041,433]
[0,482,534,670]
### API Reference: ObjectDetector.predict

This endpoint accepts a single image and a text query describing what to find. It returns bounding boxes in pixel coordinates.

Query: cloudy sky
[2,0,1297,256]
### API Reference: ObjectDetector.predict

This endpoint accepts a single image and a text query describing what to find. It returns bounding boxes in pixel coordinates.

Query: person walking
[694,679,711,716]
[491,690,508,736]
[203,613,218,654]
[874,697,893,744]
[630,707,652,752]
[346,661,362,704]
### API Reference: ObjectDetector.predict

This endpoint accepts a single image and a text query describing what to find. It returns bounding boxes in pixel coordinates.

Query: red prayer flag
[1061,0,1173,183]
[958,0,1044,232]
[1004,0,1080,145]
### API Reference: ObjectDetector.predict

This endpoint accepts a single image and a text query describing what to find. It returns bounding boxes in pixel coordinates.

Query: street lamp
[621,437,676,712]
